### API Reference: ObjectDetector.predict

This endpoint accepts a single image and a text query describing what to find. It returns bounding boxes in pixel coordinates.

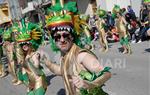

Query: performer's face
[116,13,120,18]
[22,44,30,51]
[54,31,73,52]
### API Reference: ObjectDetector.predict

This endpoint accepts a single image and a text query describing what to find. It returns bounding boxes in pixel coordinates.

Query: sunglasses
[54,33,71,41]
[20,42,30,47]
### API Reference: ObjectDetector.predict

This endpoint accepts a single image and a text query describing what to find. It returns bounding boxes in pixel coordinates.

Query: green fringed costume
[46,0,111,95]
[16,19,47,95]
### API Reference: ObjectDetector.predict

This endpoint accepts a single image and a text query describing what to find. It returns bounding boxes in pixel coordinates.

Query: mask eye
[54,34,61,41]
[62,33,70,39]
[53,33,71,41]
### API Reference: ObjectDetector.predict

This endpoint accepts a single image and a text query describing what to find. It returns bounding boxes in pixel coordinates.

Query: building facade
[5,0,51,22]
[7,0,22,21]
[0,0,11,25]
[76,0,142,17]
[4,0,144,23]
[18,0,51,23]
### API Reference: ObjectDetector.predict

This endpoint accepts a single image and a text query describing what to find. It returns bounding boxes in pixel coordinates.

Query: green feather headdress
[12,22,20,33]
[96,9,107,18]
[16,19,43,50]
[112,5,121,18]
[112,5,121,13]
[3,28,12,41]
[46,0,92,51]
[144,0,150,3]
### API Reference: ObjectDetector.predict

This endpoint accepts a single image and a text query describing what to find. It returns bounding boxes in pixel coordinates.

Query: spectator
[106,11,115,31]
[139,5,149,23]
[126,5,136,22]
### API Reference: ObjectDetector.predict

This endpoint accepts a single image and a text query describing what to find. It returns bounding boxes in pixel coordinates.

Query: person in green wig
[44,0,111,95]
[10,21,26,85]
[2,25,19,81]
[15,18,47,95]
[113,5,132,54]
[96,9,109,52]
[0,28,8,78]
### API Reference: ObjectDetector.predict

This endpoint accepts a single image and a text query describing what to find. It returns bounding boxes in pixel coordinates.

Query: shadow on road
[118,47,124,52]
[145,48,150,52]
[57,88,65,95]
[108,44,113,48]
[46,74,56,86]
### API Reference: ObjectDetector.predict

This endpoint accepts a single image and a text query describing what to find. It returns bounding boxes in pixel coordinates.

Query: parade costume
[2,27,20,82]
[16,19,47,95]
[46,1,92,51]
[96,9,109,52]
[0,28,6,77]
[46,0,111,95]
[0,28,14,78]
[10,23,26,85]
[113,5,132,54]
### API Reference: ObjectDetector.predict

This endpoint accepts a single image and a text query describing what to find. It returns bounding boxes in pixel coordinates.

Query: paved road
[0,41,149,95]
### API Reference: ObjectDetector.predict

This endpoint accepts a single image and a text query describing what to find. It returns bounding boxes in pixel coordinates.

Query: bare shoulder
[77,52,96,63]
[77,51,103,72]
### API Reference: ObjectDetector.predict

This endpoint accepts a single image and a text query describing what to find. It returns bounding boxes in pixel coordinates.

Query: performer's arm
[43,56,61,75]
[122,17,128,26]
[77,52,111,89]
[27,53,43,76]
[89,72,111,88]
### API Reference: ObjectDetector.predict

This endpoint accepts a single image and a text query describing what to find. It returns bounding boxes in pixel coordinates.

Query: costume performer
[113,5,132,54]
[0,28,7,77]
[2,26,22,83]
[16,19,47,95]
[96,9,109,52]
[9,22,26,85]
[44,0,111,95]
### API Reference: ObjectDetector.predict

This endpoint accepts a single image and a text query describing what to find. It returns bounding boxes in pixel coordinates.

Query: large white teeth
[55,26,73,31]
[67,28,70,32]
[58,27,61,30]
[64,27,67,30]
[60,27,63,30]
[52,27,55,31]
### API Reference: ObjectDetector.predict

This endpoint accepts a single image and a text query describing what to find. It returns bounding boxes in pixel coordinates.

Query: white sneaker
[137,40,142,43]
[131,40,136,43]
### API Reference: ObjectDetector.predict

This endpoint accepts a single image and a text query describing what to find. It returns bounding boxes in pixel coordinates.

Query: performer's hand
[41,54,48,62]
[72,76,90,89]
[3,41,9,46]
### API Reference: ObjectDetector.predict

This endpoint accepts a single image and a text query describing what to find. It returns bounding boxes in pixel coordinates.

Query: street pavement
[0,41,149,95]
